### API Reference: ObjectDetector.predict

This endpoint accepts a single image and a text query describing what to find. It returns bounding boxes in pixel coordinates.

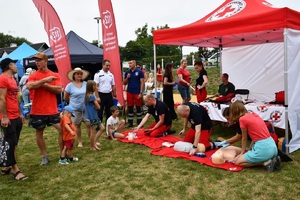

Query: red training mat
[118,129,182,149]
[150,147,243,172]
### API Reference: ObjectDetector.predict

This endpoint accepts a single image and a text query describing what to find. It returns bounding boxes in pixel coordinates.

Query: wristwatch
[193,145,197,149]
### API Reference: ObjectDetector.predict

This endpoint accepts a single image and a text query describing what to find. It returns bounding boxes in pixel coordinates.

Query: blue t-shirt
[65,81,87,111]
[124,68,144,94]
[85,94,99,120]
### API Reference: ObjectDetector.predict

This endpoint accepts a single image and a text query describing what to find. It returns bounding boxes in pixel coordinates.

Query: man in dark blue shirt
[123,60,144,127]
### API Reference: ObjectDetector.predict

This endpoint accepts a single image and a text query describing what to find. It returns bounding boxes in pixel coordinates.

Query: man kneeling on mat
[177,102,218,155]
[134,94,172,137]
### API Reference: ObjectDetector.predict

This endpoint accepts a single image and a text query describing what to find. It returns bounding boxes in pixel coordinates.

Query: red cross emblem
[216,6,235,18]
[270,111,282,123]
[257,105,268,112]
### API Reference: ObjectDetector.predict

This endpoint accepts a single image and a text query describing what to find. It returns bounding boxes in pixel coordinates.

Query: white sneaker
[58,158,69,165]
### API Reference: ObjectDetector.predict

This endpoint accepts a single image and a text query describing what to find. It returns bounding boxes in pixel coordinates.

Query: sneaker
[59,158,69,165]
[40,156,49,166]
[264,156,277,172]
[68,157,79,163]
[274,156,281,171]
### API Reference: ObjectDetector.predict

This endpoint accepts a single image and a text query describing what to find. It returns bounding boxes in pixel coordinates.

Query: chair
[235,89,250,99]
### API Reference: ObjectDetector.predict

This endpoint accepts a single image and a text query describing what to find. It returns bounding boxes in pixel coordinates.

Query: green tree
[0,33,32,47]
[120,24,181,70]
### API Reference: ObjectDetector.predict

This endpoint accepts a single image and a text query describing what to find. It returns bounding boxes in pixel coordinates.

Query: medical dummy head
[211,150,225,165]
[197,143,206,153]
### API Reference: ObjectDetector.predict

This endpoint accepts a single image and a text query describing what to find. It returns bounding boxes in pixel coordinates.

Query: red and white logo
[257,105,268,112]
[270,110,282,123]
[49,27,62,43]
[206,0,246,22]
[102,10,113,29]
[212,103,218,108]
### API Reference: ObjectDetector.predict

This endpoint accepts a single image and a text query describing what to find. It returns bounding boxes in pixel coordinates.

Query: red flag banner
[98,0,124,106]
[32,0,71,88]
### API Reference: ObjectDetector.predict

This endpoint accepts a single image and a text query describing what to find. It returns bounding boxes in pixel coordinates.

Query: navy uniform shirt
[183,102,212,130]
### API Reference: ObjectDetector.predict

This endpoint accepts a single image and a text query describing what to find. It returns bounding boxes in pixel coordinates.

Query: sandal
[1,167,11,175]
[12,171,28,180]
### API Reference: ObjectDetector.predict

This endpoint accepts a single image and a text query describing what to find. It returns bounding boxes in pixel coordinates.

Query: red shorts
[64,139,74,150]
[146,122,171,137]
[127,92,142,107]
[196,88,207,103]
[183,128,211,148]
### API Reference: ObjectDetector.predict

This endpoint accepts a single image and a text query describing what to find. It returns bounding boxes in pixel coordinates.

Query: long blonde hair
[229,101,248,123]
[85,80,96,105]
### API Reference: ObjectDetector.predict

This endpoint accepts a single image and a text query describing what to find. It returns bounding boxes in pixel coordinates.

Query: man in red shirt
[0,58,28,180]
[27,52,63,166]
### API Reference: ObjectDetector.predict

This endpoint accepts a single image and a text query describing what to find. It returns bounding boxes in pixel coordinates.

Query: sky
[0,0,299,55]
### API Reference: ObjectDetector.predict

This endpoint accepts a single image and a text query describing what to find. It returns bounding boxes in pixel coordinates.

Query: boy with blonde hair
[59,106,78,165]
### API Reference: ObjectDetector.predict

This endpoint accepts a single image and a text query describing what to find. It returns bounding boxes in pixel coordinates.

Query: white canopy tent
[153,0,300,153]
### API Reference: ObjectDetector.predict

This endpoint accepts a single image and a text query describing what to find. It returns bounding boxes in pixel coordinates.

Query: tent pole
[153,44,157,98]
[283,28,289,154]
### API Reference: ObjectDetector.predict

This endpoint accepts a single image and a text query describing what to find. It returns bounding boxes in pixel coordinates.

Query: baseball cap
[25,67,33,75]
[63,106,75,117]
[32,52,48,62]
[0,58,18,70]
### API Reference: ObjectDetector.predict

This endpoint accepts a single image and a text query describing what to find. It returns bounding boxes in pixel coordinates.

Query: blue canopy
[0,42,37,77]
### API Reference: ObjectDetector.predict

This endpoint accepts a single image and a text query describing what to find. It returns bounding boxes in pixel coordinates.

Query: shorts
[64,139,74,150]
[244,137,277,164]
[111,130,117,137]
[183,128,211,148]
[29,114,60,130]
[72,110,89,125]
[178,84,191,99]
[127,92,142,107]
[90,118,101,128]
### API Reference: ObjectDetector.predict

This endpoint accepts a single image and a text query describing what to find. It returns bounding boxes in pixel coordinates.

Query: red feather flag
[98,0,124,106]
[32,0,71,88]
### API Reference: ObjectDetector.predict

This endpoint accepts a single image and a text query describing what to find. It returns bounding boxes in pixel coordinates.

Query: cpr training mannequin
[211,146,242,165]
[174,141,206,153]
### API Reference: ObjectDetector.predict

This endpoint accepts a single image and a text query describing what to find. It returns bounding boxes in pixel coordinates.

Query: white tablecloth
[200,102,285,129]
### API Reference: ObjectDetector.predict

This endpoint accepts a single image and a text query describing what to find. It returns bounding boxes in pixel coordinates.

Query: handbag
[0,127,12,167]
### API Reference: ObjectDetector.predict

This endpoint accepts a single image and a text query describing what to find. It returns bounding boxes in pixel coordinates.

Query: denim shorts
[29,114,60,130]
[244,137,277,164]
[72,110,89,125]
[178,84,191,99]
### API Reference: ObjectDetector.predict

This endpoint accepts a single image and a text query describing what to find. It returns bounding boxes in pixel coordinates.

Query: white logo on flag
[102,10,113,29]
[49,27,62,43]
[206,0,246,22]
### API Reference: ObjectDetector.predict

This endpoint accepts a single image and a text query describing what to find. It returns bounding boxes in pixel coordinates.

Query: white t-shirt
[94,69,115,93]
[106,115,119,136]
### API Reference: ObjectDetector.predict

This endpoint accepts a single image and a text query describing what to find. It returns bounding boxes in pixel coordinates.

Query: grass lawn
[1,67,299,199]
